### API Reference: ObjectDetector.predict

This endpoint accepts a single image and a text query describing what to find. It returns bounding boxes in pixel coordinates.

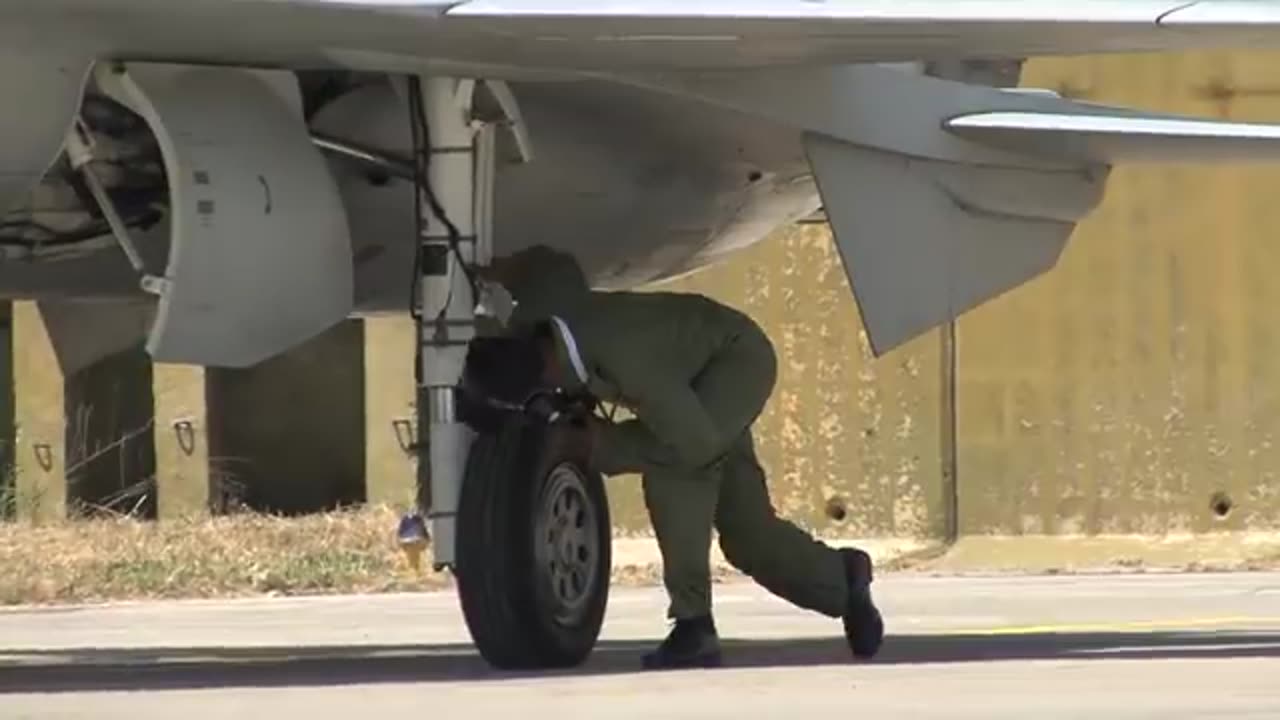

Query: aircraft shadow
[3,629,1279,694]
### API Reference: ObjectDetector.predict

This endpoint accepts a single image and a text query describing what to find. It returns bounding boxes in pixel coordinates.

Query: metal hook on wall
[392,418,420,454]
[173,420,196,456]
[33,443,53,472]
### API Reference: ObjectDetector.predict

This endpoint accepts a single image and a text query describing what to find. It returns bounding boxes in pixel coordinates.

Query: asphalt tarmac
[3,572,1280,719]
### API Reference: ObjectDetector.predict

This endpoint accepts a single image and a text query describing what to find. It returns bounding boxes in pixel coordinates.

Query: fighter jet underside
[7,0,1280,669]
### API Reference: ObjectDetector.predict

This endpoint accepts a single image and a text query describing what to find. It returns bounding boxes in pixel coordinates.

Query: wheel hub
[534,462,600,626]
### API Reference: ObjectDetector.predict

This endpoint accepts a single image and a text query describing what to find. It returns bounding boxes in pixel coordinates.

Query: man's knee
[739,317,778,391]
[721,322,778,426]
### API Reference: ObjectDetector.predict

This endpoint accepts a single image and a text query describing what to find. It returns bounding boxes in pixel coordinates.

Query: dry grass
[0,505,456,606]
[0,504,678,607]
[10,500,1280,607]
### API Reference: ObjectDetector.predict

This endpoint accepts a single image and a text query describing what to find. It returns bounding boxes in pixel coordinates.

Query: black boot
[841,548,885,659]
[641,614,723,670]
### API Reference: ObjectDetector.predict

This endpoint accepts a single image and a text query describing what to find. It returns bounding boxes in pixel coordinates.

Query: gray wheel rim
[533,462,601,626]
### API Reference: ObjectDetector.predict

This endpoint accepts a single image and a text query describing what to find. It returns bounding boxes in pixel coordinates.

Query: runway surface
[3,572,1280,718]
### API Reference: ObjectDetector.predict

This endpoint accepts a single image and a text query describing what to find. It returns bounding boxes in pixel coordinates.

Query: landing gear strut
[412,75,483,571]
[409,76,612,669]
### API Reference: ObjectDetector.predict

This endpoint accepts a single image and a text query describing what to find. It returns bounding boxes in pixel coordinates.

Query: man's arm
[591,376,727,475]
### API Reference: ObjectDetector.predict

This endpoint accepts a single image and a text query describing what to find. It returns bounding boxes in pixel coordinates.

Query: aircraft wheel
[455,415,612,670]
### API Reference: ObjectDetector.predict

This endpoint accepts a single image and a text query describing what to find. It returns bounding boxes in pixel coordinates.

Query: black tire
[454,414,612,670]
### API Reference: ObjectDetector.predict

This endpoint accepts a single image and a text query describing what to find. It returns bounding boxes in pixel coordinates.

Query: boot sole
[843,549,884,659]
[845,603,884,660]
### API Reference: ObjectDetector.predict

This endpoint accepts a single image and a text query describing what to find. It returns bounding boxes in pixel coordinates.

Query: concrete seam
[940,320,959,544]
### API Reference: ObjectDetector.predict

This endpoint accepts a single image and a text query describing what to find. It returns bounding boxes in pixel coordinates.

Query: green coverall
[494,246,851,621]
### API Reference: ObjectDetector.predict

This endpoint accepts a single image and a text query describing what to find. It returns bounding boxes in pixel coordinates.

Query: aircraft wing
[441,0,1280,69]
[6,1,1280,74]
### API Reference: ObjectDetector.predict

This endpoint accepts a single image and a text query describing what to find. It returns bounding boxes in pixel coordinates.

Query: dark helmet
[461,334,546,405]
[457,326,551,432]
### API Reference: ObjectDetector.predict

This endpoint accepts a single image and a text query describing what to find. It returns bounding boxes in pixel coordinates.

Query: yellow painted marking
[937,617,1280,636]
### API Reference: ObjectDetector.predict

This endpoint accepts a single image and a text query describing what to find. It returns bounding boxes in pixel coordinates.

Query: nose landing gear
[408,76,611,670]
[455,415,611,670]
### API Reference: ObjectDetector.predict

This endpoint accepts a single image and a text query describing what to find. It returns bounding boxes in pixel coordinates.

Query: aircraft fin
[804,132,1108,357]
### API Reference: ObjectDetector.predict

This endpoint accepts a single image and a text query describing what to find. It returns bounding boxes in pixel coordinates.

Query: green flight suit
[494,245,850,620]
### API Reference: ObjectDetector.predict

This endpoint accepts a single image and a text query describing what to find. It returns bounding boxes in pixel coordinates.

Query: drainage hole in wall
[1210,491,1233,519]
[826,496,849,522]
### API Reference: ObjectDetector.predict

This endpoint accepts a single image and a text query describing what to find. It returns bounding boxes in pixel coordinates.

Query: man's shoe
[641,614,723,670]
[841,548,885,660]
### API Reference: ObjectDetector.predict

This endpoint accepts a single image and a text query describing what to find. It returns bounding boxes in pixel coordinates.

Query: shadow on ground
[3,630,1280,693]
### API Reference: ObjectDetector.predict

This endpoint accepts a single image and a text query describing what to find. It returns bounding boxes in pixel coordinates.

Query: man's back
[567,289,759,390]
[494,244,763,392]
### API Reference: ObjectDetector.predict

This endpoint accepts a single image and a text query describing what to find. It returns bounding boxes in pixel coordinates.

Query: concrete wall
[207,319,366,515]
[6,306,369,522]
[10,303,159,521]
[956,50,1280,537]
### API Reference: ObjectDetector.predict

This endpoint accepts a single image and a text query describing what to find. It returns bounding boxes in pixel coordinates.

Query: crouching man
[468,245,884,669]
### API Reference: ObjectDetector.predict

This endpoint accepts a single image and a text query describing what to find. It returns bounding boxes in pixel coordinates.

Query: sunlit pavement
[3,573,1280,719]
